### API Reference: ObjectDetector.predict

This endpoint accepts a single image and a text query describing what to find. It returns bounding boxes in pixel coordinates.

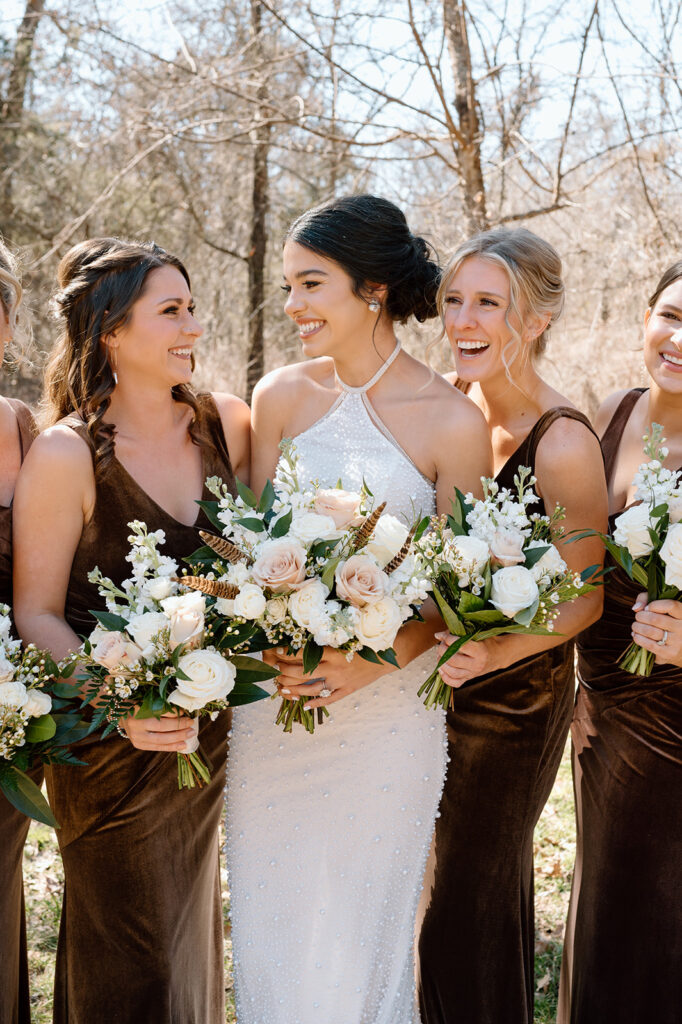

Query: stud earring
[368,300,380,313]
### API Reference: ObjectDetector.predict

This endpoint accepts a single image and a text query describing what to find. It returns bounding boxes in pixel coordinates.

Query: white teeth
[171,348,192,356]
[663,351,682,366]
[299,321,324,335]
[458,340,489,350]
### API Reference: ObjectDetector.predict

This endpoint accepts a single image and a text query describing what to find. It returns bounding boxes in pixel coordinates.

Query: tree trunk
[245,0,271,402]
[442,0,489,233]
[1,0,46,224]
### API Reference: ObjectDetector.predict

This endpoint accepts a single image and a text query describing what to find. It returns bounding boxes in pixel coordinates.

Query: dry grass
[24,744,574,1023]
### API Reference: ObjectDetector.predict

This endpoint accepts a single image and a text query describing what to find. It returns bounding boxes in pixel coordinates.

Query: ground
[23,741,575,1024]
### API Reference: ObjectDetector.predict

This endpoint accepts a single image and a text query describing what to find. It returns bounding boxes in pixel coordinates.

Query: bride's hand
[434,632,495,688]
[274,646,392,708]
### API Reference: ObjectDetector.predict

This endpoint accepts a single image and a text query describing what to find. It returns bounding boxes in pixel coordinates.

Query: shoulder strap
[195,393,232,478]
[5,398,37,460]
[600,388,645,483]
[525,406,600,467]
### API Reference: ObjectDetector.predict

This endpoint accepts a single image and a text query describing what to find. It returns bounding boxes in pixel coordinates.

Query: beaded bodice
[286,342,436,523]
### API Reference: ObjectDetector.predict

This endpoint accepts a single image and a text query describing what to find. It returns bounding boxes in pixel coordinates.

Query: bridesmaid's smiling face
[442,256,526,385]
[282,241,379,358]
[643,277,682,392]
[106,265,203,389]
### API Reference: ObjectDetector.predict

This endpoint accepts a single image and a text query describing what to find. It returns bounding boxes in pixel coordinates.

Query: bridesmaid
[417,226,607,1024]
[0,238,37,1024]
[558,261,682,1024]
[12,237,249,1023]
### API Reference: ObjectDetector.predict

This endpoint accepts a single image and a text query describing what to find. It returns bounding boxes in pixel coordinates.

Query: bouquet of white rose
[74,520,277,787]
[416,467,598,710]
[0,608,87,825]
[180,441,432,732]
[573,423,682,675]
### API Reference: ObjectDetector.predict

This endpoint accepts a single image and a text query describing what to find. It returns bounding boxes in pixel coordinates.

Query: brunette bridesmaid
[558,261,682,1024]
[12,238,249,1024]
[417,227,607,1024]
[0,237,38,1024]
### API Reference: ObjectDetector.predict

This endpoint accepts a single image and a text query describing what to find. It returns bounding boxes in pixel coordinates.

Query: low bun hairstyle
[438,227,564,368]
[43,237,207,479]
[285,195,440,323]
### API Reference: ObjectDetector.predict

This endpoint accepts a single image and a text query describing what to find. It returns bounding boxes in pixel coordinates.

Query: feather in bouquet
[0,607,87,825]
[572,423,682,675]
[181,441,431,733]
[416,467,599,710]
[72,520,278,788]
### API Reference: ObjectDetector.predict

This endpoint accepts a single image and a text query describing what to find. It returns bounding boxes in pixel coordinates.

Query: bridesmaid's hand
[122,711,198,751]
[631,592,682,667]
[274,647,391,708]
[434,632,495,687]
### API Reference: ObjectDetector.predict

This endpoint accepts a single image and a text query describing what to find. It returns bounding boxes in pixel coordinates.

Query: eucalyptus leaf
[0,767,59,827]
[513,598,539,627]
[25,714,57,744]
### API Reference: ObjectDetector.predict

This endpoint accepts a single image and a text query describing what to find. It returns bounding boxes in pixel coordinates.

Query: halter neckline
[335,340,402,394]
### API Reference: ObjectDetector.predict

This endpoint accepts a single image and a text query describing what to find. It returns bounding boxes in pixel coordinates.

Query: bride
[226,195,492,1023]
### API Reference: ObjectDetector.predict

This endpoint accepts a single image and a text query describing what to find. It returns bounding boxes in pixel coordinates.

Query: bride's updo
[286,194,440,323]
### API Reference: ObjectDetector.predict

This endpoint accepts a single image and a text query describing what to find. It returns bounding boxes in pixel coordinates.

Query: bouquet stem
[177,751,211,789]
[274,695,330,734]
[418,671,454,711]
[618,640,655,676]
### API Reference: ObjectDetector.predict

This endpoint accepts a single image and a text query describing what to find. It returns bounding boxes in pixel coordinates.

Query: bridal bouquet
[181,441,431,732]
[574,423,682,675]
[74,520,276,787]
[416,467,597,710]
[0,608,86,825]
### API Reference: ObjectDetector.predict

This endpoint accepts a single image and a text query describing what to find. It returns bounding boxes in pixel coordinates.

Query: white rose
[126,612,171,654]
[364,515,409,568]
[233,583,267,620]
[168,650,236,712]
[23,689,53,718]
[142,576,175,601]
[0,679,28,709]
[215,597,235,616]
[490,527,526,567]
[355,596,403,652]
[525,540,567,583]
[490,565,539,618]
[613,504,655,558]
[265,597,288,624]
[160,592,206,650]
[668,494,682,524]
[288,579,330,630]
[0,614,12,639]
[289,511,339,546]
[0,650,15,683]
[659,522,682,589]
[448,534,490,574]
[91,631,144,670]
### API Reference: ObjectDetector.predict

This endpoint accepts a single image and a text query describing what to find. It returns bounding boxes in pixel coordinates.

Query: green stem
[618,640,655,676]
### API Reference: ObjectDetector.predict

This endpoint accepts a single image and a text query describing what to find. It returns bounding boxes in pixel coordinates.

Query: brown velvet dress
[0,398,38,1024]
[558,389,682,1024]
[418,407,597,1024]
[44,394,235,1024]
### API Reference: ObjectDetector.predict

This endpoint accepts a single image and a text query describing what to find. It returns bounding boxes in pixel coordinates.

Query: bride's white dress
[226,347,447,1024]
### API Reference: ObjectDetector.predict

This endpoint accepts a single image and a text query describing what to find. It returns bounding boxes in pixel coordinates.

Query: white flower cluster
[84,524,236,715]
[208,464,431,657]
[0,608,53,759]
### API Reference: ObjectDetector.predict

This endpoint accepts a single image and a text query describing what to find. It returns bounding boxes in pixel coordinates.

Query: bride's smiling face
[282,240,377,358]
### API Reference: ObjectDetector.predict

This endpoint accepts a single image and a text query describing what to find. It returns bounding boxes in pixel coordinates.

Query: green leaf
[91,610,130,632]
[632,562,649,587]
[234,516,266,533]
[257,478,276,514]
[357,646,382,664]
[650,503,669,518]
[25,714,57,743]
[227,683,270,707]
[458,591,486,614]
[513,598,539,627]
[377,647,400,668]
[321,556,342,592]
[445,514,467,537]
[184,544,220,567]
[302,640,323,675]
[196,500,224,532]
[460,608,507,624]
[231,654,280,684]
[270,507,293,538]
[413,516,431,543]
[524,544,550,569]
[134,691,166,719]
[50,680,80,701]
[236,478,258,508]
[0,767,59,827]
[432,586,466,636]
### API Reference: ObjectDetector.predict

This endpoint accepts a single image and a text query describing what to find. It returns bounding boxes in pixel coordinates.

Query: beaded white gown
[226,347,448,1024]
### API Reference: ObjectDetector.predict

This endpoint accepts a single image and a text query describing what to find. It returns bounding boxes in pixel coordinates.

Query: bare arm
[250,371,291,494]
[211,391,251,485]
[438,417,607,685]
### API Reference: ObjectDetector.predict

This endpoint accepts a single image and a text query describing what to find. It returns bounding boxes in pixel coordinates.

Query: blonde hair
[0,236,31,364]
[436,227,564,378]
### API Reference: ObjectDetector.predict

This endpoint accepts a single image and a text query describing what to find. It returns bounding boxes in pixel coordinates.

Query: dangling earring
[108,344,118,385]
[368,300,380,313]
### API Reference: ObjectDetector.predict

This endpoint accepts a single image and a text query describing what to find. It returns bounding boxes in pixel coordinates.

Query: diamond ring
[658,629,669,647]
[319,687,333,699]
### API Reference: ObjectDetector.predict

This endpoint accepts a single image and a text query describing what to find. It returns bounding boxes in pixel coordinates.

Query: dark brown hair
[649,261,682,309]
[43,237,207,478]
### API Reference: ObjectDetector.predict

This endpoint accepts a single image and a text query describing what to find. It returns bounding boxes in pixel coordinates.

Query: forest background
[2,1,680,1021]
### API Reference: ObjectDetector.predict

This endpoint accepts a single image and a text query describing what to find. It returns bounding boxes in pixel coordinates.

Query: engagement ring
[319,687,333,698]
[658,630,669,647]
